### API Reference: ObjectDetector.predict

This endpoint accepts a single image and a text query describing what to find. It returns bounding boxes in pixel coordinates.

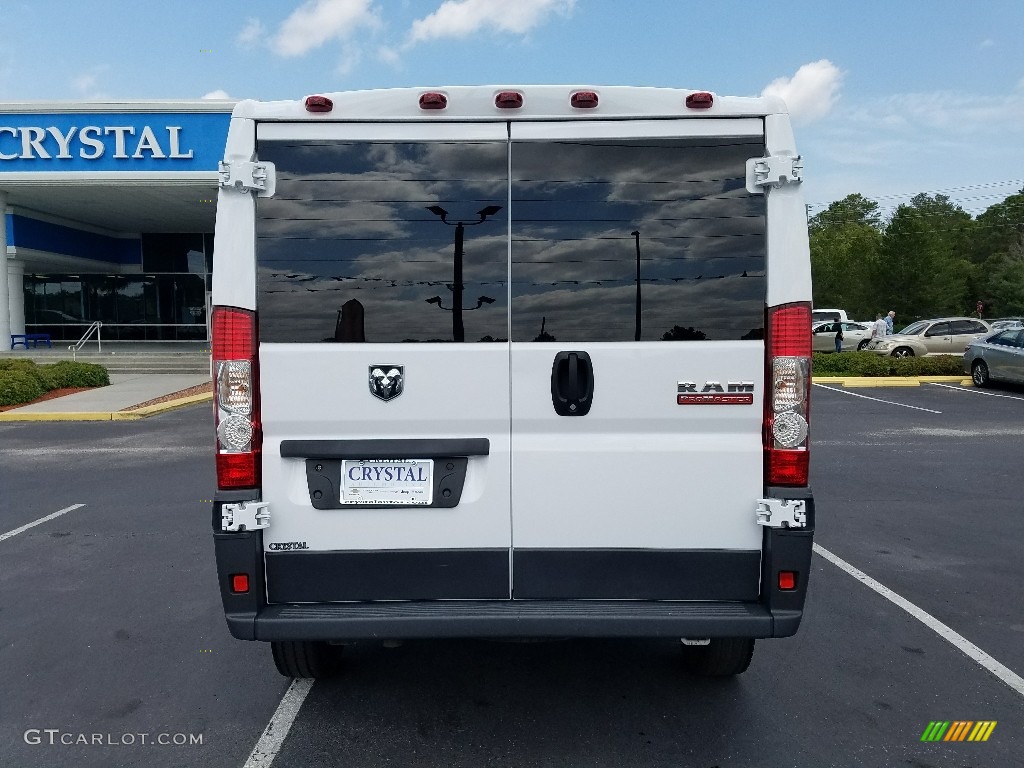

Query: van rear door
[253,123,513,603]
[507,120,768,600]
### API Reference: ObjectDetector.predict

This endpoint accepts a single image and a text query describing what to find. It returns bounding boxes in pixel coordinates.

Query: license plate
[341,459,433,505]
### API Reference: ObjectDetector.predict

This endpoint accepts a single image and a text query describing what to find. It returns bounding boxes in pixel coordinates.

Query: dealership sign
[0,112,231,172]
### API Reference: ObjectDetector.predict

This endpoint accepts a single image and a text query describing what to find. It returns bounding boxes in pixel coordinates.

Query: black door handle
[551,351,594,416]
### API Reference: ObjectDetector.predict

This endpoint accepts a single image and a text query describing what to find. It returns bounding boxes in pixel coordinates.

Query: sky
[1,0,1022,219]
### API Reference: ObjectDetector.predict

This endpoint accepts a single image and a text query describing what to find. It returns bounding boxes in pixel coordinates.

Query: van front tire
[271,640,341,679]
[681,638,754,677]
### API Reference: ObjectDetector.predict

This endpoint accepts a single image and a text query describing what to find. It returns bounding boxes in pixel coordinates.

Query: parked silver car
[812,321,874,352]
[866,317,991,357]
[963,329,1024,386]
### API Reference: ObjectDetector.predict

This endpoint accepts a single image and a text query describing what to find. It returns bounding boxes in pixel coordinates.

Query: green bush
[0,369,46,406]
[0,359,109,406]
[0,358,41,373]
[0,359,52,391]
[811,351,965,377]
[44,361,110,388]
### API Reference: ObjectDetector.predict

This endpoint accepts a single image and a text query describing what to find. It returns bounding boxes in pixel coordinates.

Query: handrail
[68,321,102,360]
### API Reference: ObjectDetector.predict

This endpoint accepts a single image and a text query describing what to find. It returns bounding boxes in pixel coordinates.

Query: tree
[873,194,974,319]
[808,194,883,317]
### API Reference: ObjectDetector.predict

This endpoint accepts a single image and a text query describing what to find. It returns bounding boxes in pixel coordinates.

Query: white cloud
[979,38,995,49]
[761,59,843,124]
[273,0,380,57]
[70,65,110,100]
[202,89,233,100]
[237,18,266,48]
[377,45,401,66]
[408,0,575,44]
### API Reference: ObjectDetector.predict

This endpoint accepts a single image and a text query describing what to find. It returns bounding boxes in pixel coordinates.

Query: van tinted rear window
[510,137,765,342]
[255,135,765,343]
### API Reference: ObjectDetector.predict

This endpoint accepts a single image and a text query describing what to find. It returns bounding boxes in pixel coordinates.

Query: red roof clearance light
[419,92,448,110]
[685,92,714,110]
[304,95,334,113]
[495,91,524,109]
[570,91,599,109]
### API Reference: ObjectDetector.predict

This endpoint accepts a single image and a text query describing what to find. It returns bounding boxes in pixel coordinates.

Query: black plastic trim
[214,529,265,641]
[760,488,815,637]
[513,549,761,600]
[265,549,510,602]
[252,600,773,641]
[280,438,490,459]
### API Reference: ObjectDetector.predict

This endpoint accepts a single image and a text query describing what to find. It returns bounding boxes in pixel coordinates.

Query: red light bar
[305,95,334,113]
[570,91,599,109]
[419,92,448,110]
[495,91,524,109]
[685,92,714,109]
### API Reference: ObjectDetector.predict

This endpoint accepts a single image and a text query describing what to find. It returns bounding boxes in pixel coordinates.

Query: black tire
[857,340,870,351]
[891,347,914,358]
[271,641,341,679]
[972,360,990,387]
[681,638,755,677]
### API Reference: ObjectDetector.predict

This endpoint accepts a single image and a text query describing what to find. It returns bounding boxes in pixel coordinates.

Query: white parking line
[243,678,313,768]
[930,382,1024,401]
[812,384,942,413]
[814,543,1024,699]
[0,504,86,542]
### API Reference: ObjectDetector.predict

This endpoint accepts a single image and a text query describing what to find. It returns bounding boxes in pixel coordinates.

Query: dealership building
[0,101,235,347]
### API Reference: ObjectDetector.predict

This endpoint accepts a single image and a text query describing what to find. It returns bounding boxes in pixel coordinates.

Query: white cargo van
[211,86,815,679]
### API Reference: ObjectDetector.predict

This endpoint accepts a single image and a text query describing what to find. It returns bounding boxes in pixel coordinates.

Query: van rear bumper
[242,600,796,640]
[214,490,814,642]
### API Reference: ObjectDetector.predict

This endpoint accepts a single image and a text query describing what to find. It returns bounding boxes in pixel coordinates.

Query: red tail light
[764,302,811,486]
[212,307,261,490]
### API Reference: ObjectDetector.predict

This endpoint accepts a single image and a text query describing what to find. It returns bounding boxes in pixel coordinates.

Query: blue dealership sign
[0,111,231,173]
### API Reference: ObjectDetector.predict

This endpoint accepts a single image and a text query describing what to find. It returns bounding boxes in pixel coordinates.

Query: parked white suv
[210,86,815,679]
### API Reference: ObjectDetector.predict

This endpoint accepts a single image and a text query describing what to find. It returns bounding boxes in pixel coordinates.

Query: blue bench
[10,333,52,350]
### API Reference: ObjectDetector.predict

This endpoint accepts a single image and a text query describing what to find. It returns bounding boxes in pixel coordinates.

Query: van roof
[230,85,790,122]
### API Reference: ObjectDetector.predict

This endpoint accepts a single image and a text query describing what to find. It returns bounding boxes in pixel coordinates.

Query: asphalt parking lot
[1,382,1022,768]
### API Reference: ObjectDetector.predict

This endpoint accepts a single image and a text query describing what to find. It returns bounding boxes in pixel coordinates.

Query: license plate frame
[340,459,434,506]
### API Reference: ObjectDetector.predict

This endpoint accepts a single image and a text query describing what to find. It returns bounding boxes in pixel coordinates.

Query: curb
[813,376,972,388]
[0,393,212,423]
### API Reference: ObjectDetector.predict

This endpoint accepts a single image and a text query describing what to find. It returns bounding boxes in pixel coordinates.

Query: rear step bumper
[235,600,801,641]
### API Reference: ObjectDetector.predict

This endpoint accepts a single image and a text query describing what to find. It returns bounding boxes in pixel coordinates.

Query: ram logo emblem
[369,366,404,402]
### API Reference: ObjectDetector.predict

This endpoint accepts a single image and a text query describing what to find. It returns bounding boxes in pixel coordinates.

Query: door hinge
[756,498,807,529]
[221,501,270,532]
[218,160,276,197]
[746,155,803,193]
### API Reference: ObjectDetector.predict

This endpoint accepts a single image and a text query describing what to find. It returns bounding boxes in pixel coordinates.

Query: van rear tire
[271,641,341,679]
[681,638,754,677]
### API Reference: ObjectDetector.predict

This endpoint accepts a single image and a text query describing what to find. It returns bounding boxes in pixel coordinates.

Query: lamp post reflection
[631,230,642,342]
[425,205,502,342]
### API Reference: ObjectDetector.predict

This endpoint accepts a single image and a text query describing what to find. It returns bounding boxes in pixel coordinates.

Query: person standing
[885,310,895,335]
[872,314,887,340]
[834,322,844,353]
